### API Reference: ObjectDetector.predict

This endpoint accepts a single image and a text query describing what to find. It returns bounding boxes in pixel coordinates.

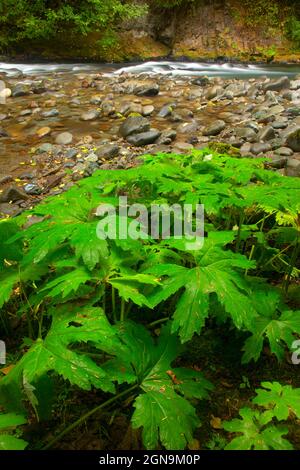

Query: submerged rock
[55,132,73,145]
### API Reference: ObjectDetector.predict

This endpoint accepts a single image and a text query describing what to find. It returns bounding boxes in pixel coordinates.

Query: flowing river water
[1,60,300,78]
[0,60,299,217]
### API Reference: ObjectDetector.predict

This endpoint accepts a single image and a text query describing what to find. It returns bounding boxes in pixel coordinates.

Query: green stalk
[283,240,299,295]
[245,244,255,276]
[147,317,170,328]
[235,213,245,253]
[42,384,139,450]
[120,298,125,322]
[112,286,117,323]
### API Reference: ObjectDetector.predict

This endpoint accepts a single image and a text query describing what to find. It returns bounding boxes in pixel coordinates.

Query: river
[0,60,300,78]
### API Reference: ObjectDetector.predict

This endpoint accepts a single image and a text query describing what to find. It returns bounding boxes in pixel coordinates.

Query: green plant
[223,381,300,450]
[0,413,28,450]
[0,150,299,450]
[0,0,147,50]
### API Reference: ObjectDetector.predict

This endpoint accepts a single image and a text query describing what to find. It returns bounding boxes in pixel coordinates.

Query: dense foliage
[0,0,300,52]
[0,150,299,450]
[0,0,146,49]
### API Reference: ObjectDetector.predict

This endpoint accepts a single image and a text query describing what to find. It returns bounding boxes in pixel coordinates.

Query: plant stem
[112,286,117,323]
[147,317,170,328]
[235,213,245,253]
[245,244,255,276]
[120,298,125,322]
[284,240,299,295]
[42,384,139,450]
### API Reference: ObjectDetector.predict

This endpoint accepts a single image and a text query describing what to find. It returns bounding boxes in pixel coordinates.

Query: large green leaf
[0,412,27,451]
[223,407,293,450]
[242,310,300,363]
[253,382,300,421]
[147,244,257,342]
[130,325,213,449]
[0,306,119,412]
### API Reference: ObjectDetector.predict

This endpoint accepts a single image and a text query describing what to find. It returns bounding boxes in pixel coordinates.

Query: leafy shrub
[0,150,299,449]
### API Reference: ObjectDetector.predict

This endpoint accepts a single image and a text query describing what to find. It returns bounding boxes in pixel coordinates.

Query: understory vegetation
[0,150,299,450]
[0,0,300,54]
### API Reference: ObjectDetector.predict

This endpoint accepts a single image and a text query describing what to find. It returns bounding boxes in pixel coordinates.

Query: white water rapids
[0,60,299,78]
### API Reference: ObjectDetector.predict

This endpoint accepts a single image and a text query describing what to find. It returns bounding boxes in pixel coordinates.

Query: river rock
[55,132,73,145]
[192,76,210,87]
[203,120,226,136]
[96,144,119,160]
[274,147,294,157]
[258,126,276,142]
[0,186,28,203]
[41,109,59,118]
[158,105,173,118]
[0,88,11,99]
[156,129,177,145]
[0,81,5,92]
[263,76,290,92]
[0,128,8,137]
[272,121,288,130]
[177,120,199,134]
[12,83,31,97]
[134,84,160,96]
[268,156,288,169]
[250,142,271,155]
[235,127,257,142]
[36,127,51,138]
[24,183,43,195]
[286,158,300,177]
[142,105,155,116]
[32,81,47,94]
[36,143,53,154]
[284,127,300,152]
[80,110,100,121]
[126,130,161,146]
[0,175,13,185]
[0,203,21,217]
[119,116,150,138]
[206,86,223,100]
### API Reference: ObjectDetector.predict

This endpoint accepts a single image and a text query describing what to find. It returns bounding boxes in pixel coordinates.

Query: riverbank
[1,64,300,219]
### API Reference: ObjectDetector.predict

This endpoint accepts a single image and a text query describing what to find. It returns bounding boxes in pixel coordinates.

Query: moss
[208,142,241,157]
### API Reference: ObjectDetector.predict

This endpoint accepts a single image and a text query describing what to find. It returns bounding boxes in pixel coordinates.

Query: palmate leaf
[69,223,109,271]
[146,242,257,342]
[0,271,19,309]
[109,274,161,308]
[102,322,213,450]
[0,413,28,450]
[0,306,119,412]
[223,407,293,450]
[130,325,213,450]
[242,310,300,363]
[40,267,92,299]
[253,382,300,421]
[0,263,49,309]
